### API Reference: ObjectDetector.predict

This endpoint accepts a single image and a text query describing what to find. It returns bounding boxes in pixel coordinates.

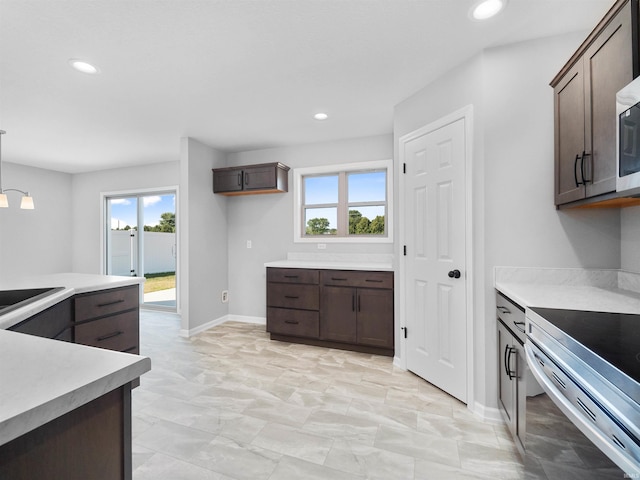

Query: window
[294,160,393,243]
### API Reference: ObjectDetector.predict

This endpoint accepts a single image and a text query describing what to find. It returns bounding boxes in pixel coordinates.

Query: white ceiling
[0,0,613,173]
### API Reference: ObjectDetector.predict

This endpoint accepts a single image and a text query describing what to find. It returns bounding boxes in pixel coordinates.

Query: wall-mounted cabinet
[212,162,290,196]
[552,0,638,207]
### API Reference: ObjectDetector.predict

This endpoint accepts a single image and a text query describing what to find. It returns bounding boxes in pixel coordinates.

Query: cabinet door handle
[365,279,383,283]
[504,345,517,380]
[245,172,250,185]
[97,330,124,342]
[580,151,591,185]
[97,299,125,307]
[352,295,355,311]
[284,320,299,325]
[358,295,361,312]
[284,295,299,299]
[574,153,581,187]
[237,172,242,186]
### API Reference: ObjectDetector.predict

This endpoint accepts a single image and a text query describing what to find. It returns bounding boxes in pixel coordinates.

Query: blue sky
[304,172,386,229]
[110,194,175,229]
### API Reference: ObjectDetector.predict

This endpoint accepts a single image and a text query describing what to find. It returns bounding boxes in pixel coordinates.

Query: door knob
[448,269,461,279]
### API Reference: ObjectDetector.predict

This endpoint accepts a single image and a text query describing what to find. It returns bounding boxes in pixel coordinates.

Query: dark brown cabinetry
[213,162,290,196]
[9,298,73,341]
[496,292,527,453]
[74,285,140,355]
[9,284,140,359]
[266,267,394,356]
[552,0,637,206]
[320,271,393,350]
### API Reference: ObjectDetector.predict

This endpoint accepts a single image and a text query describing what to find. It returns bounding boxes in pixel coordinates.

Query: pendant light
[0,130,35,209]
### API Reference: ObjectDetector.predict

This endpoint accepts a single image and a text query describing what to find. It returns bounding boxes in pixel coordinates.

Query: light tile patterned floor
[132,310,622,479]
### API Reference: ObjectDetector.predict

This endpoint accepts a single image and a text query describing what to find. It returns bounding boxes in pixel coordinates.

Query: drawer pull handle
[97,299,125,307]
[284,275,299,278]
[612,434,626,450]
[497,306,511,314]
[552,372,566,389]
[284,320,299,325]
[331,277,348,281]
[284,295,299,299]
[365,279,383,283]
[97,330,124,342]
[514,321,525,333]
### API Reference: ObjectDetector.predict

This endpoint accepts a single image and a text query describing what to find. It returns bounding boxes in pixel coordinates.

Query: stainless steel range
[526,307,640,476]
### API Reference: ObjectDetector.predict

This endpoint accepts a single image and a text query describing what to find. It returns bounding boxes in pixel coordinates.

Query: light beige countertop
[0,329,150,446]
[0,273,144,330]
[494,267,640,314]
[265,253,394,272]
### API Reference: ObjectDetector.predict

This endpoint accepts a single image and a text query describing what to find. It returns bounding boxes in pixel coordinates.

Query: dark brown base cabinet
[0,385,133,480]
[9,284,141,385]
[266,267,394,356]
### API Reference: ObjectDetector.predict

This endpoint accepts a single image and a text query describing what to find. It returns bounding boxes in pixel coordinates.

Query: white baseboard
[179,314,266,337]
[392,356,405,370]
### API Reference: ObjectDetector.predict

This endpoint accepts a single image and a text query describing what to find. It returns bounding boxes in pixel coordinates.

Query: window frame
[293,160,393,243]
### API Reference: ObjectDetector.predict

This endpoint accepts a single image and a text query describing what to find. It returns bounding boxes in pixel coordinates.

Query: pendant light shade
[0,130,35,210]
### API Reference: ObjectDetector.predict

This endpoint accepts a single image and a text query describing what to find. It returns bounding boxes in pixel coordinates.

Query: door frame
[397,105,474,408]
[100,185,180,312]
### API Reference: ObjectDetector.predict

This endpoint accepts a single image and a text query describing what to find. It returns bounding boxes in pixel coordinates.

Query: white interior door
[402,115,468,403]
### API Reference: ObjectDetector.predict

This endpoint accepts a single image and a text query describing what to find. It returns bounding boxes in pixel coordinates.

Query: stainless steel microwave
[617,77,640,192]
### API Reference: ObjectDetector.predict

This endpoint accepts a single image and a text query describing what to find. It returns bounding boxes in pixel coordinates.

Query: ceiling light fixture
[314,113,328,120]
[69,59,100,74]
[470,0,507,21]
[0,131,35,210]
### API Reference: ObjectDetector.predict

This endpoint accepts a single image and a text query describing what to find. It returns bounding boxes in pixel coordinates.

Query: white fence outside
[110,230,176,276]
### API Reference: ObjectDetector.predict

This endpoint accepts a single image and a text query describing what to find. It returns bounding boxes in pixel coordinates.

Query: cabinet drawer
[75,310,139,352]
[496,292,525,339]
[320,270,393,289]
[267,307,319,338]
[267,283,319,310]
[75,285,139,322]
[267,268,319,285]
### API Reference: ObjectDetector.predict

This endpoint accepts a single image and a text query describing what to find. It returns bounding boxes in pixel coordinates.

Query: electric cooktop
[528,307,640,394]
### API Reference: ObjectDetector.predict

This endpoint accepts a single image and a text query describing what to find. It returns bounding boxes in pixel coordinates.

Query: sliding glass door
[105,190,177,310]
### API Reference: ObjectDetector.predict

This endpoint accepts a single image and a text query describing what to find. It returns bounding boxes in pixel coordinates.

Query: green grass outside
[144,272,176,294]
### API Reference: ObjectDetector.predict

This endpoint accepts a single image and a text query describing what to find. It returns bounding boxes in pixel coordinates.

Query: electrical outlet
[246,240,252,249]
[317,243,326,249]
[221,290,228,303]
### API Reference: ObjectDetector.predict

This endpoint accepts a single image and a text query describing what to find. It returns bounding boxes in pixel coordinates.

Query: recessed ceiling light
[314,113,328,120]
[470,0,506,21]
[69,59,100,74]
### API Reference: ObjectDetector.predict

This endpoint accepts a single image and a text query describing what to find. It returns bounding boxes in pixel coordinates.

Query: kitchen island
[0,273,150,480]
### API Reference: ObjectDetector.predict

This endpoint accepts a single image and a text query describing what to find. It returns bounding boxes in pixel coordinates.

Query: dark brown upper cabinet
[212,162,290,196]
[552,0,637,207]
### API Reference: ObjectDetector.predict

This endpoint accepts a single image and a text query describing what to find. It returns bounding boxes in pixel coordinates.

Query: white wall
[393,32,622,413]
[225,134,393,318]
[179,138,228,333]
[621,206,640,272]
[0,162,73,277]
[70,161,179,274]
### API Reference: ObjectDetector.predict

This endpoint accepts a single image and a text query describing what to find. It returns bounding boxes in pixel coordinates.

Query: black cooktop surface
[529,307,640,384]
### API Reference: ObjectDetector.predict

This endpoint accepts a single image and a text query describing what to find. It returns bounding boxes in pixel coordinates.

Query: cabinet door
[356,288,393,348]
[320,286,357,343]
[8,299,73,341]
[213,168,243,193]
[243,165,277,191]
[554,61,587,205]
[497,321,517,435]
[584,1,633,198]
